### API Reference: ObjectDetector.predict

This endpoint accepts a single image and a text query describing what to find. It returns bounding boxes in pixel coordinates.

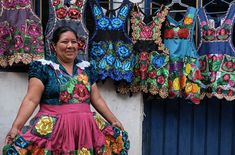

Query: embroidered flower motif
[111,18,123,29]
[227,90,233,96]
[157,75,165,85]
[106,54,115,65]
[173,78,180,91]
[140,26,153,38]
[148,70,156,79]
[185,64,191,75]
[35,116,54,136]
[0,23,11,39]
[178,28,189,39]
[76,0,83,7]
[59,91,72,103]
[139,52,149,61]
[77,74,88,85]
[94,114,106,130]
[185,82,193,94]
[164,29,175,39]
[201,21,207,27]
[98,18,110,29]
[91,44,105,57]
[152,55,165,68]
[68,8,81,19]
[73,84,90,102]
[77,61,90,70]
[56,7,67,19]
[180,75,187,89]
[191,83,199,94]
[77,37,86,50]
[203,29,215,41]
[184,17,193,25]
[117,45,130,58]
[14,35,24,50]
[3,0,30,8]
[78,147,91,155]
[223,74,230,81]
[112,136,123,154]
[19,0,30,7]
[217,28,230,40]
[27,23,42,37]
[53,0,60,6]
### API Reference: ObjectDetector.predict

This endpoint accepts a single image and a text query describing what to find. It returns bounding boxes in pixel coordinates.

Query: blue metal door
[142,98,235,155]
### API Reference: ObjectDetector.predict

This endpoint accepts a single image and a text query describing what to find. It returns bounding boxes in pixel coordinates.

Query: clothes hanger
[204,0,230,15]
[166,0,189,13]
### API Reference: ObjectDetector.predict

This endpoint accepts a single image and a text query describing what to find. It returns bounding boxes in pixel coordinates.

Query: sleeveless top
[164,7,202,104]
[0,0,44,67]
[44,0,88,60]
[118,5,169,98]
[88,0,135,83]
[198,3,235,101]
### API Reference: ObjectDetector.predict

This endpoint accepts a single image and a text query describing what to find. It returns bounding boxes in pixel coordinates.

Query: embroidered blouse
[117,5,169,98]
[0,0,44,67]
[29,56,97,105]
[198,3,235,101]
[164,7,202,104]
[88,0,135,83]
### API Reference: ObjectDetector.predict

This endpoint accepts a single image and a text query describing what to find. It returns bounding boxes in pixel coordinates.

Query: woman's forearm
[92,96,119,124]
[11,97,38,130]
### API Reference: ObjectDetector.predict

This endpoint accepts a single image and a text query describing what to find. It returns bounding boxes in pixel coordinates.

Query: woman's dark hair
[51,26,78,44]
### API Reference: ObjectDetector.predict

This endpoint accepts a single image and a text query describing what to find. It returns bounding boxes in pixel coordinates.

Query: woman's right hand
[5,128,18,144]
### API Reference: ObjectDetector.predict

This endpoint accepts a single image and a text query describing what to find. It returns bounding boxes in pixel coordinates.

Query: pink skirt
[3,103,130,155]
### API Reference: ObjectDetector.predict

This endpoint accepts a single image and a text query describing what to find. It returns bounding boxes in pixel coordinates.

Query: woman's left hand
[112,121,124,131]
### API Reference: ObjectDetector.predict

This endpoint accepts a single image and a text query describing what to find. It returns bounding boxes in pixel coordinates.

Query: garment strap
[198,7,207,25]
[226,3,235,21]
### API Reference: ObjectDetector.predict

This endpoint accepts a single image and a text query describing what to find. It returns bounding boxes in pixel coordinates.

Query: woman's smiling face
[53,31,78,63]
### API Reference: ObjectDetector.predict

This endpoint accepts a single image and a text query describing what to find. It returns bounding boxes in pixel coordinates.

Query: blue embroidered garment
[88,0,135,82]
[28,56,97,105]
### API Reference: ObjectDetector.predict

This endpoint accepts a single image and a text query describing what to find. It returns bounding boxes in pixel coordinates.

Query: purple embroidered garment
[0,0,44,67]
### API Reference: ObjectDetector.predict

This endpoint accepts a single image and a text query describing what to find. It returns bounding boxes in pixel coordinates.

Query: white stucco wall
[0,72,143,155]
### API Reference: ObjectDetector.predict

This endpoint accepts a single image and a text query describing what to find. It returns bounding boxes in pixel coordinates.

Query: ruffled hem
[0,53,44,67]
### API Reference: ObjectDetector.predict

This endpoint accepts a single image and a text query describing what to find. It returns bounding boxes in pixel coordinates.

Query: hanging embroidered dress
[117,5,169,98]
[164,7,202,104]
[2,57,130,155]
[44,0,88,60]
[198,3,235,101]
[0,0,44,67]
[88,0,135,83]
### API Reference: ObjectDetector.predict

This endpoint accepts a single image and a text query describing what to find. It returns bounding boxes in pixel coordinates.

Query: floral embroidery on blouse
[2,0,30,9]
[92,4,130,30]
[164,13,195,39]
[53,0,84,20]
[131,6,169,54]
[201,19,233,41]
[0,19,44,67]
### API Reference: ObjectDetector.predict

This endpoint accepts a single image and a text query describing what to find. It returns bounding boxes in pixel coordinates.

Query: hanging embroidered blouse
[198,3,235,101]
[117,5,169,98]
[164,7,202,104]
[0,0,44,67]
[88,0,135,82]
[44,0,88,60]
